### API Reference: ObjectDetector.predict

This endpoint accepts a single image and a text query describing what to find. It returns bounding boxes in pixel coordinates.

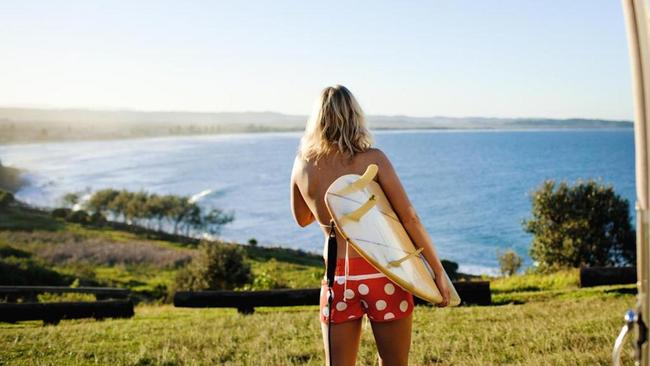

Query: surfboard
[324,163,461,306]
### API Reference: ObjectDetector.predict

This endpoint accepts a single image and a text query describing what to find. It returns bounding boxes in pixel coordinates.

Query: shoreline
[0,125,634,146]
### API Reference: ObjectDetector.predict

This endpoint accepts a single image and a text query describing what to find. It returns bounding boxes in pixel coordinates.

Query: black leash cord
[326,220,338,366]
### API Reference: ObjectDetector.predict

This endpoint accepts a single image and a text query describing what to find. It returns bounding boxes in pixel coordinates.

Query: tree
[523,179,635,272]
[61,192,80,209]
[203,208,235,236]
[85,188,119,216]
[498,249,523,276]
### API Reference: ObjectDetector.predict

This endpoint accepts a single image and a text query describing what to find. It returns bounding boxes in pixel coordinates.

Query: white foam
[457,264,500,277]
[189,189,213,203]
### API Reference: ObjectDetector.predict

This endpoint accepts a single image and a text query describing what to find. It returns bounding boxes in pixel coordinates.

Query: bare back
[291,148,386,259]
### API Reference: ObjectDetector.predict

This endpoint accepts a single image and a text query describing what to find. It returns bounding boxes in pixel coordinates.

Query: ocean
[0,128,635,275]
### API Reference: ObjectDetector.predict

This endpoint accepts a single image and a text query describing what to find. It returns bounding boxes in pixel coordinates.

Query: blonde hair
[298,85,373,162]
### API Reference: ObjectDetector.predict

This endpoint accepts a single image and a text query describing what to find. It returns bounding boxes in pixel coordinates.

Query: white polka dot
[358,284,369,295]
[376,300,387,311]
[361,300,368,309]
[384,312,395,320]
[336,277,345,285]
[336,302,347,311]
[344,289,355,299]
[384,283,395,295]
[322,307,329,317]
[399,300,409,312]
[348,315,356,319]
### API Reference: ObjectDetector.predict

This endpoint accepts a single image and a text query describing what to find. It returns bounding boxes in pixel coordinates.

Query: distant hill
[0,107,633,144]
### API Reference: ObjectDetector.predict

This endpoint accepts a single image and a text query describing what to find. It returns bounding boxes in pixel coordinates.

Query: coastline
[0,124,634,146]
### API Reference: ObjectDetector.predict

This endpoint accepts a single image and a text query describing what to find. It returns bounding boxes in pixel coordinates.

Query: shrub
[498,250,523,276]
[89,211,107,225]
[65,210,90,224]
[51,208,72,219]
[523,179,635,272]
[0,189,14,209]
[174,241,252,291]
[248,238,258,246]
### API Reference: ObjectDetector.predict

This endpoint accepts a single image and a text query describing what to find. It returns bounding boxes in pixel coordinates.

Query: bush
[174,241,252,291]
[498,250,523,276]
[0,189,14,209]
[523,179,635,272]
[65,210,90,224]
[89,211,107,225]
[248,238,258,246]
[51,208,72,219]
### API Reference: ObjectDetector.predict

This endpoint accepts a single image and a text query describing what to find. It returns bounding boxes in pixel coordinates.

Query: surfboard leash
[326,219,338,366]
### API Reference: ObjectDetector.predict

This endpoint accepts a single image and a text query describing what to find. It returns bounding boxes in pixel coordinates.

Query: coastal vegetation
[174,241,252,291]
[0,176,640,364]
[523,179,635,272]
[497,249,523,276]
[83,188,234,237]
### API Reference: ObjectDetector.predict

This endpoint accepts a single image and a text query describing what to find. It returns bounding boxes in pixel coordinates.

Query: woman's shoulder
[361,147,390,165]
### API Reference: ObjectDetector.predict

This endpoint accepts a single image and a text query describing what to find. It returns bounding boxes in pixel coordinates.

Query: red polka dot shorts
[320,256,414,324]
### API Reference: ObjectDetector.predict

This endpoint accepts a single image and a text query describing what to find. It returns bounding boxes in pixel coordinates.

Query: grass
[0,203,327,300]
[0,201,642,364]
[0,290,637,365]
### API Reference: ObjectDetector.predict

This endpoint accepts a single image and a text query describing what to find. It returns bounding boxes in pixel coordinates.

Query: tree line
[67,189,234,237]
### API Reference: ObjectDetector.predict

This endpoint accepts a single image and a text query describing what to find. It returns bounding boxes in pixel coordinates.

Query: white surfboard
[325,164,461,306]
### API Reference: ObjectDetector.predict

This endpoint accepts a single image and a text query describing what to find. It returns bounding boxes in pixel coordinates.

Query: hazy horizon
[0,105,635,123]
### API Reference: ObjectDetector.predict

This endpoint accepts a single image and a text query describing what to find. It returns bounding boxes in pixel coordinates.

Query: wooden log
[416,281,491,306]
[0,300,134,325]
[0,286,130,302]
[174,288,320,314]
[579,266,637,287]
[174,281,492,313]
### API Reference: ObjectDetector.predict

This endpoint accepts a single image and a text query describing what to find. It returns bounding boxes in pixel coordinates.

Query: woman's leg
[321,318,363,366]
[369,313,413,366]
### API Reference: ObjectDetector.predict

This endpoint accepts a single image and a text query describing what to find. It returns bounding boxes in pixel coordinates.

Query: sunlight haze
[0,0,633,120]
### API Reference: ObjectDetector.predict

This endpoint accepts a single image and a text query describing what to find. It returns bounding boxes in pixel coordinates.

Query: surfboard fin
[335,164,379,195]
[388,247,424,267]
[342,195,377,222]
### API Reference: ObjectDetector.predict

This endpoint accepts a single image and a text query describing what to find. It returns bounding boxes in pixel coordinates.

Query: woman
[290,85,450,366]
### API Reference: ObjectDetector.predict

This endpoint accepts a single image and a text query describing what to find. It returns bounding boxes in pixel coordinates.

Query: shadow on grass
[0,205,65,232]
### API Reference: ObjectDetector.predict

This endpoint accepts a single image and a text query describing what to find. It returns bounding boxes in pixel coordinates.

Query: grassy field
[0,287,637,366]
[0,203,325,301]
[0,199,642,365]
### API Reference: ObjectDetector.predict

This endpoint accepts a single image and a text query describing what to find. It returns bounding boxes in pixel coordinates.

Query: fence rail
[0,300,134,325]
[174,281,491,313]
[579,266,637,287]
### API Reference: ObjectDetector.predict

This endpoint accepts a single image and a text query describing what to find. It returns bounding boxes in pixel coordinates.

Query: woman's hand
[434,270,451,308]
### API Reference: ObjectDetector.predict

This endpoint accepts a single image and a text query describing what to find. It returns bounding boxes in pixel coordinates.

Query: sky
[0,0,635,120]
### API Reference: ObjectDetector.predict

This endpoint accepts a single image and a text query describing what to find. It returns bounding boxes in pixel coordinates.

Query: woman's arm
[290,157,315,227]
[374,149,450,306]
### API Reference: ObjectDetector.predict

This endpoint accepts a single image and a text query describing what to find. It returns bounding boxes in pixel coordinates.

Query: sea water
[0,129,635,275]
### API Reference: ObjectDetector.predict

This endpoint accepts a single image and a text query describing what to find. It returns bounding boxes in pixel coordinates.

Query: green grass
[0,204,326,300]
[0,291,638,365]
[0,202,644,364]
